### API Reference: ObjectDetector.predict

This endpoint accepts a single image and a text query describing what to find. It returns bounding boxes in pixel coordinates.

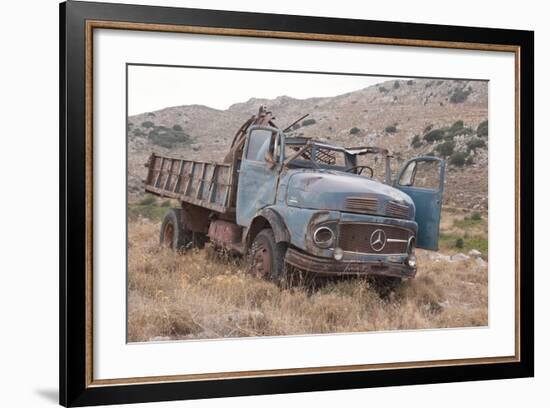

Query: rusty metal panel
[208,220,242,246]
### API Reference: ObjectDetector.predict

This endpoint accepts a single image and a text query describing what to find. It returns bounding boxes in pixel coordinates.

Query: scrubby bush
[450,152,468,166]
[477,120,489,137]
[141,121,154,128]
[148,127,191,148]
[378,86,388,93]
[385,125,397,133]
[455,238,464,249]
[424,124,433,133]
[449,87,471,103]
[407,80,414,85]
[350,127,361,135]
[435,141,455,157]
[451,120,464,130]
[302,118,317,126]
[393,81,400,89]
[172,124,183,131]
[471,212,482,221]
[467,138,486,151]
[423,129,445,142]
[411,134,422,148]
[139,194,156,205]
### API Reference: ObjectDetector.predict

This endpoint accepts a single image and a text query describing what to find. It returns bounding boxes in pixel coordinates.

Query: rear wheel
[160,208,206,251]
[250,229,287,282]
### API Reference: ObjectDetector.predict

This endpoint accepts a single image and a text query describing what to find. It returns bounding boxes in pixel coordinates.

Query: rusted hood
[285,170,415,219]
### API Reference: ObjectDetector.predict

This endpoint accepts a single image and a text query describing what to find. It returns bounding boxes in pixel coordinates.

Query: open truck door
[395,156,445,250]
[236,127,280,226]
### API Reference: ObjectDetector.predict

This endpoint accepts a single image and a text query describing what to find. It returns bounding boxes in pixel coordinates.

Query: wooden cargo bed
[144,153,235,213]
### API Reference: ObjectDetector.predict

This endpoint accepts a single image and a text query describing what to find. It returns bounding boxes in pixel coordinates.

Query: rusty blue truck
[144,107,445,282]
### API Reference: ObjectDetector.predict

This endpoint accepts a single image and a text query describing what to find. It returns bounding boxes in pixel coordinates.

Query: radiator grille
[339,224,411,254]
[345,197,379,214]
[385,201,410,220]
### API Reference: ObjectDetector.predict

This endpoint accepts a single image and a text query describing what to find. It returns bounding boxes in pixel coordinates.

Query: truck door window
[246,129,273,162]
[398,160,440,190]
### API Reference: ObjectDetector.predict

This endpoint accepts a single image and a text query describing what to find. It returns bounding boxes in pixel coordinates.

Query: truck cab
[235,125,445,280]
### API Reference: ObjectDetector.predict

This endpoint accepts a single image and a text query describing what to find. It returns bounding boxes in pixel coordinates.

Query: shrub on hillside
[423,129,445,142]
[449,87,471,103]
[477,120,489,137]
[393,81,400,89]
[141,121,154,128]
[467,138,486,151]
[350,127,361,135]
[172,124,183,131]
[450,152,468,166]
[411,134,422,148]
[435,141,455,157]
[385,125,397,133]
[302,118,317,126]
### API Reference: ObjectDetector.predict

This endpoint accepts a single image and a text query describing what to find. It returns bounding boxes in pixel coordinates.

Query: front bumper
[285,247,416,278]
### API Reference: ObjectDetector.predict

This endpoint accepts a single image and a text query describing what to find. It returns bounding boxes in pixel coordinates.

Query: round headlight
[407,254,417,268]
[313,226,335,248]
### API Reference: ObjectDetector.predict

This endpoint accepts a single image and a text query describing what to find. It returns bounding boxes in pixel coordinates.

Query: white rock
[450,253,469,262]
[475,257,488,268]
[468,249,482,257]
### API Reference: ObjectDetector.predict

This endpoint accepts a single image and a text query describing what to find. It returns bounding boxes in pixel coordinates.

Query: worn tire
[159,209,193,251]
[250,228,288,282]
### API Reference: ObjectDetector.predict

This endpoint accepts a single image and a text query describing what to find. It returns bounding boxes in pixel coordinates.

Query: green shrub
[435,140,455,157]
[450,152,468,166]
[350,127,361,135]
[449,87,471,103]
[407,80,414,85]
[455,238,464,249]
[467,138,486,151]
[161,200,171,207]
[471,212,482,220]
[424,124,433,133]
[477,120,489,137]
[411,134,422,148]
[141,121,154,128]
[148,128,191,148]
[172,124,183,131]
[393,81,400,89]
[139,194,156,205]
[423,129,445,142]
[378,86,388,93]
[385,125,397,133]
[302,118,317,126]
[451,120,464,130]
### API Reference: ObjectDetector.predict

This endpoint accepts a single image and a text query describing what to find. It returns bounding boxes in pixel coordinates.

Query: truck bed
[144,153,235,213]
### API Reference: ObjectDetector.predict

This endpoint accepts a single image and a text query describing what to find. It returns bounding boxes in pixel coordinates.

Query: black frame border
[60,1,534,406]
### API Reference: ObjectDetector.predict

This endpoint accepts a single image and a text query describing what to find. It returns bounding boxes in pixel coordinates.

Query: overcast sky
[127,65,403,115]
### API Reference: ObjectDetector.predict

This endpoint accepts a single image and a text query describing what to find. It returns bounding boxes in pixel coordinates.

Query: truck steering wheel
[345,165,374,178]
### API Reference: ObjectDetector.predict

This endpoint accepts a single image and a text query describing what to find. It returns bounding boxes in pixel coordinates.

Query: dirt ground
[127,209,488,342]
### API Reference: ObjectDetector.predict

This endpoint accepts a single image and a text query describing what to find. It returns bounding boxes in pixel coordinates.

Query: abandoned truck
[144,107,445,281]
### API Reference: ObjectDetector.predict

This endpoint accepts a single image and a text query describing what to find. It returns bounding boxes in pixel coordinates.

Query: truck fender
[247,208,290,246]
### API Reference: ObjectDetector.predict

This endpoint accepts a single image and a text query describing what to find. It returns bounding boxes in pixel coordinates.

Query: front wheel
[250,229,287,282]
[160,208,207,251]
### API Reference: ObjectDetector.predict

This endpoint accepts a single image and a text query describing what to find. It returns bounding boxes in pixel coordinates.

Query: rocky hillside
[128,78,488,209]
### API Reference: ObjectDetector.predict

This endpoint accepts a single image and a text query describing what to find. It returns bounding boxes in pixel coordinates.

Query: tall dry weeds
[127,219,488,342]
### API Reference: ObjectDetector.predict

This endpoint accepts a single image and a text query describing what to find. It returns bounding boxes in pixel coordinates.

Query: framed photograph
[60,1,534,406]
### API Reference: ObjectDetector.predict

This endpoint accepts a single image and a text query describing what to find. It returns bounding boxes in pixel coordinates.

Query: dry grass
[127,211,488,342]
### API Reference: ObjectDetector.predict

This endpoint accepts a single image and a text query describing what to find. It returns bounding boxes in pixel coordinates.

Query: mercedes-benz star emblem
[370,229,387,252]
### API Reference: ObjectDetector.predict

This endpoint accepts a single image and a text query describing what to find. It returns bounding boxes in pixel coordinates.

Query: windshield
[283,137,390,182]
